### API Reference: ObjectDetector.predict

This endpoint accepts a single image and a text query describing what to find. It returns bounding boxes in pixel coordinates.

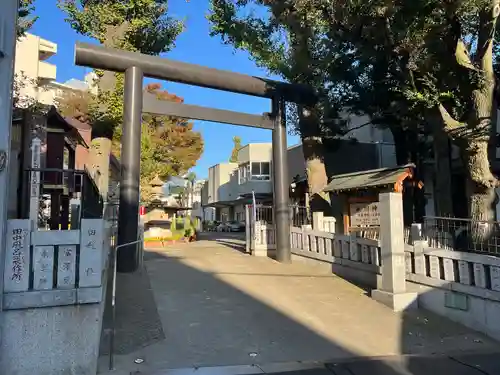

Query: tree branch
[475,0,500,75]
[437,103,467,135]
[455,39,477,71]
[338,120,373,135]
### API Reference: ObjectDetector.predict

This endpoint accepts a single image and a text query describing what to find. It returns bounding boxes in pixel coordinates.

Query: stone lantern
[150,174,165,201]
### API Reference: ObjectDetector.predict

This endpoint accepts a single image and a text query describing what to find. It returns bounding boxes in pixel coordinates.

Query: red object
[139,206,145,216]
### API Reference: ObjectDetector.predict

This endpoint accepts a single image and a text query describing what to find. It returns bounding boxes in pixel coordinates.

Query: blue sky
[30,0,300,179]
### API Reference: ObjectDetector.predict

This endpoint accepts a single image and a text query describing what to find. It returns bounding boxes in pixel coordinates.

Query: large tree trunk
[464,0,499,233]
[437,0,500,241]
[463,140,497,222]
[88,23,130,200]
[280,9,330,213]
[87,136,112,198]
[298,105,330,213]
[432,129,454,217]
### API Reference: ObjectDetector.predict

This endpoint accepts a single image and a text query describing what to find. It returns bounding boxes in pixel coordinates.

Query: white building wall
[15,33,97,108]
[238,145,251,164]
[190,179,206,220]
[207,163,238,203]
[248,143,273,162]
[14,33,57,106]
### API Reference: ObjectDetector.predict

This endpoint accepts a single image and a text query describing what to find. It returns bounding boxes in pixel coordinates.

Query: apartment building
[14,32,97,107]
[14,33,57,105]
[204,143,274,222]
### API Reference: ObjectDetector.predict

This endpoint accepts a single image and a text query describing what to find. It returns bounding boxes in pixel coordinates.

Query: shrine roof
[47,106,88,148]
[323,164,415,193]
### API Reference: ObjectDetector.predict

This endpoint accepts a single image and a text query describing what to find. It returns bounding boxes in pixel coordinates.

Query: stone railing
[311,211,336,233]
[290,227,381,267]
[404,223,500,341]
[290,227,382,287]
[405,245,500,294]
[405,224,500,295]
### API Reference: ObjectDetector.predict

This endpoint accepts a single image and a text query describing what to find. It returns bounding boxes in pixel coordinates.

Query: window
[261,162,270,175]
[239,163,250,183]
[239,162,271,182]
[251,162,260,175]
[251,162,271,181]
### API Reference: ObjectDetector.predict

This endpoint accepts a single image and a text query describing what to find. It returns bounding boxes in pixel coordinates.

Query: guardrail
[108,237,143,371]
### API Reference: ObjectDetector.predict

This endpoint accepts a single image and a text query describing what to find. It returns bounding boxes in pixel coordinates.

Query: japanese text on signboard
[349,202,380,227]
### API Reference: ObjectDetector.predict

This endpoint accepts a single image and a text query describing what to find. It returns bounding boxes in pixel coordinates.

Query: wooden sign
[349,201,380,227]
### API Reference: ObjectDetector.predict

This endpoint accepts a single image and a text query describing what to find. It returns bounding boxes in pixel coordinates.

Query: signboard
[29,137,41,230]
[33,245,54,290]
[57,245,77,289]
[349,201,380,227]
[4,220,31,292]
[79,219,104,288]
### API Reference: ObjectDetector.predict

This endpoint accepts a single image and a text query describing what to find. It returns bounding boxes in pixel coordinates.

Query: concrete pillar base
[252,248,276,258]
[372,289,418,312]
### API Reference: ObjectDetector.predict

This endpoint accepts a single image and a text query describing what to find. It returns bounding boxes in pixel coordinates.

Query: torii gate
[74,42,317,273]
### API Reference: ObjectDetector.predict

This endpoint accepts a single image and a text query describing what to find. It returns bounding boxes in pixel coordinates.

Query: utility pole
[0,0,19,311]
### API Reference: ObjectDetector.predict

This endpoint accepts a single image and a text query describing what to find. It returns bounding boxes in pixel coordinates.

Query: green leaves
[138,84,204,198]
[58,0,183,54]
[18,0,38,37]
[58,0,200,202]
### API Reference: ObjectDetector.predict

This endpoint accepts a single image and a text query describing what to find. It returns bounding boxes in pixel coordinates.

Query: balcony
[38,61,57,81]
[238,179,272,196]
[38,38,57,61]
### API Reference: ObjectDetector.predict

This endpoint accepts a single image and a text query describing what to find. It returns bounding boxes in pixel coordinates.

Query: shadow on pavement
[99,245,500,375]
[214,239,247,253]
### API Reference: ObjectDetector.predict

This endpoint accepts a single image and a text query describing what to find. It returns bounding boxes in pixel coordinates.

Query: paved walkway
[98,233,500,374]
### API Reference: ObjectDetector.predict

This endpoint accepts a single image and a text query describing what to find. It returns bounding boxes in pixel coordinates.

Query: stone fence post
[372,192,418,311]
[245,204,251,253]
[312,211,324,231]
[411,223,427,275]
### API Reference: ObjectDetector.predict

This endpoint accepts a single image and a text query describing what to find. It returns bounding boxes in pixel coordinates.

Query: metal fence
[252,205,311,227]
[423,216,500,256]
[25,168,103,230]
[254,205,273,223]
[290,205,311,228]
